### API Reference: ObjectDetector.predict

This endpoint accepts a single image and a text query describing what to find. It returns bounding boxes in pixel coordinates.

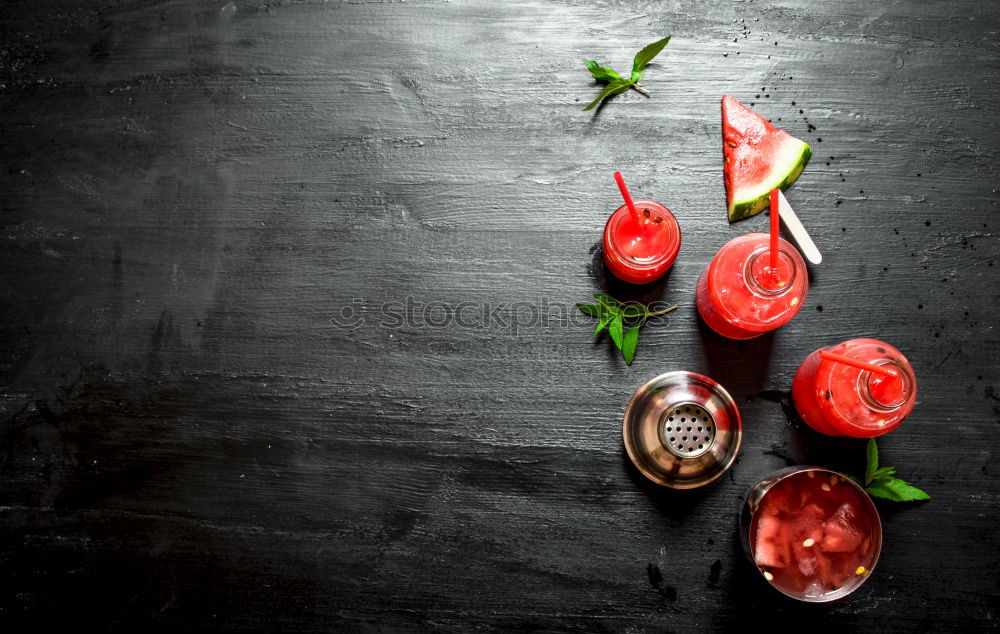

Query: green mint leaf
[576,302,601,318]
[621,325,639,365]
[631,36,671,81]
[594,312,613,335]
[594,292,619,308]
[608,313,624,349]
[592,294,624,336]
[865,438,879,484]
[583,58,622,82]
[583,78,633,111]
[866,477,930,502]
[868,466,897,482]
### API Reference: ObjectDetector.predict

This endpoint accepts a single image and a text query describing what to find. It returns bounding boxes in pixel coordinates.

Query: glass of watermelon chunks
[740,466,882,602]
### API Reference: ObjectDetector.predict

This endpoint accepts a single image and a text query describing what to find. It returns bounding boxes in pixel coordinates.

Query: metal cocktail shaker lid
[623,371,742,489]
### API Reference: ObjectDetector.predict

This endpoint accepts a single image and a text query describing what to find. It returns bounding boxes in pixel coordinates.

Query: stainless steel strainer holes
[623,371,742,489]
[662,403,716,458]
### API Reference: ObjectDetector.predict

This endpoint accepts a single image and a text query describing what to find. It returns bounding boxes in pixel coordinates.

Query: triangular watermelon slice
[722,95,811,222]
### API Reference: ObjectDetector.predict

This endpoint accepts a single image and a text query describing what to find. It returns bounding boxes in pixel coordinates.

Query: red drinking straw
[818,350,896,376]
[769,188,780,269]
[613,171,644,234]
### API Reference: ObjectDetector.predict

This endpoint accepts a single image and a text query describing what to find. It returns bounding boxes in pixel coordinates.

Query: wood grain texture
[1,0,998,630]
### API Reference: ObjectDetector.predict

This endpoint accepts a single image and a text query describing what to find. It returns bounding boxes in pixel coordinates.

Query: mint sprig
[861,438,930,502]
[582,36,671,111]
[576,293,677,365]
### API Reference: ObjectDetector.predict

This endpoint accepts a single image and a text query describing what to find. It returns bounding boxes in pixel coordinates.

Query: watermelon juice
[747,468,881,601]
[602,201,681,284]
[695,233,807,339]
[792,339,916,437]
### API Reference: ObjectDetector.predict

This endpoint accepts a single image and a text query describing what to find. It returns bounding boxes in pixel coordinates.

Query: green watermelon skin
[729,144,811,222]
[723,95,812,222]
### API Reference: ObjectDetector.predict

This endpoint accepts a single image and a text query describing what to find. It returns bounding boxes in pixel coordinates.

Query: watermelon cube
[754,514,788,568]
[821,503,864,553]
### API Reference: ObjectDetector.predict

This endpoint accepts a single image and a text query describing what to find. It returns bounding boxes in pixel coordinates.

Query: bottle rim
[744,246,799,297]
[857,359,916,412]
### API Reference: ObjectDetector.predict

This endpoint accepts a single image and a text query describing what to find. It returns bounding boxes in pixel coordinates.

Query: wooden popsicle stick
[774,189,822,265]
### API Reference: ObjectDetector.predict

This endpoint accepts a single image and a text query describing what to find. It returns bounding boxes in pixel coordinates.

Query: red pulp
[869,369,904,405]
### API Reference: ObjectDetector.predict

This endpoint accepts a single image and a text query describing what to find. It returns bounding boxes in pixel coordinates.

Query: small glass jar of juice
[695,233,808,339]
[792,338,917,437]
[740,466,882,602]
[602,201,681,284]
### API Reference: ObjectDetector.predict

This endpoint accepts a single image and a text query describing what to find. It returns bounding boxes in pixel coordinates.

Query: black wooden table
[2,0,998,630]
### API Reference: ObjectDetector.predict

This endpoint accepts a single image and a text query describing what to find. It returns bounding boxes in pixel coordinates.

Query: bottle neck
[743,246,798,297]
[857,361,914,412]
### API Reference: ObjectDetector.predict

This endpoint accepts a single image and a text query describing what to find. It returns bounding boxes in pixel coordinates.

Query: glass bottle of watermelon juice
[695,233,808,339]
[602,201,681,284]
[792,338,916,437]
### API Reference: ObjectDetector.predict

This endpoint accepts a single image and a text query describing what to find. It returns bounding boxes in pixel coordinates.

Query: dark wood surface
[1,0,998,630]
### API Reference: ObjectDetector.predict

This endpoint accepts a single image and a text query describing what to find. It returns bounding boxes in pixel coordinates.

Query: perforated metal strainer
[623,371,742,489]
[662,402,716,458]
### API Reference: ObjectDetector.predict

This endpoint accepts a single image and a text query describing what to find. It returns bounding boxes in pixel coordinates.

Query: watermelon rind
[727,138,812,223]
